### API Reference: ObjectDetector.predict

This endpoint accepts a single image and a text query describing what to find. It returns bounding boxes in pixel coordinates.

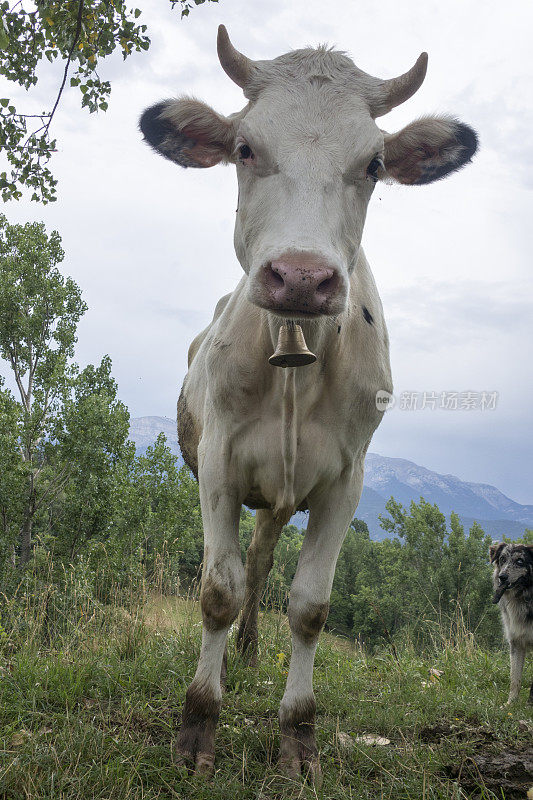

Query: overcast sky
[1,0,532,502]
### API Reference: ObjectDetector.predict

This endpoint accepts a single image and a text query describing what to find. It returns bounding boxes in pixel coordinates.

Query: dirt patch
[420,721,456,742]
[420,720,496,744]
[449,747,533,799]
[422,718,533,797]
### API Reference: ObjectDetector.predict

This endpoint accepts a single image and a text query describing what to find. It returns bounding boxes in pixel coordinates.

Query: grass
[0,592,532,799]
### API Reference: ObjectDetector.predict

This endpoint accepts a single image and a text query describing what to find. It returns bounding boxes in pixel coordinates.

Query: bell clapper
[269,319,317,368]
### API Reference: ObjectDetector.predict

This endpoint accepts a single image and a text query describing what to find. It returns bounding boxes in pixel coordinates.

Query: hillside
[129,416,532,540]
[1,593,531,799]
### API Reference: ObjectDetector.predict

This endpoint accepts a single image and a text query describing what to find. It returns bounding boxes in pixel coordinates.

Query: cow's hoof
[175,682,219,777]
[279,752,322,786]
[279,727,322,786]
[174,737,215,777]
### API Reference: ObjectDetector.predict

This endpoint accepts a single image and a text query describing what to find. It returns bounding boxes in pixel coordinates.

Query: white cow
[140,26,477,781]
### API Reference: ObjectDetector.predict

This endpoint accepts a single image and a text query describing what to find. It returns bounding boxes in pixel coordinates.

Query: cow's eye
[367,156,384,181]
[238,144,254,161]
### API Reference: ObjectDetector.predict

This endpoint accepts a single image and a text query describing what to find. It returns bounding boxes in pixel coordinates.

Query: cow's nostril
[266,263,284,288]
[317,275,337,295]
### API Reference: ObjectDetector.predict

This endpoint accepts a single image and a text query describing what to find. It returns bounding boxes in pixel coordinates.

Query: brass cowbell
[269,321,317,368]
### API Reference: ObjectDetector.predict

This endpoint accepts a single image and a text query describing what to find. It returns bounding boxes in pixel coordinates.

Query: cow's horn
[370,52,428,117]
[217,25,254,89]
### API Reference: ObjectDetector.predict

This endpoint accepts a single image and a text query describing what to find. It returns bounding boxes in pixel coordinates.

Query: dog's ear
[489,542,505,563]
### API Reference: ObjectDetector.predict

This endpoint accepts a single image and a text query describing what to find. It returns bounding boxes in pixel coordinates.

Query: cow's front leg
[175,469,244,775]
[279,480,361,784]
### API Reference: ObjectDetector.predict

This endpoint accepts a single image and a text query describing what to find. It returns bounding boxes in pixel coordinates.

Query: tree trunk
[19,515,33,566]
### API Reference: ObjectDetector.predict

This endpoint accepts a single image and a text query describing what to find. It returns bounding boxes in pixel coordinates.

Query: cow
[140,26,478,781]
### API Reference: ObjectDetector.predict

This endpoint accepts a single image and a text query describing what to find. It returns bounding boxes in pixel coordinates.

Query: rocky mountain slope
[129,417,532,540]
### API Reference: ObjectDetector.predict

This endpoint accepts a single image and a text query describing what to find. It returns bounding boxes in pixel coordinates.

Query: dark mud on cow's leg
[175,560,243,775]
[174,681,220,775]
[277,589,331,784]
[279,697,321,785]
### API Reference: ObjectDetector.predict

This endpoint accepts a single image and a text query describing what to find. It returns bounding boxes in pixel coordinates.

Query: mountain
[129,416,181,455]
[364,454,533,526]
[129,416,532,541]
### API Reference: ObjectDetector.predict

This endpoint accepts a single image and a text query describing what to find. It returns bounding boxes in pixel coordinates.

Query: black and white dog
[490,542,533,705]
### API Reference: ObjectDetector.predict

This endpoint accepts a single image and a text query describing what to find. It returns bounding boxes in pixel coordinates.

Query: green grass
[0,594,531,799]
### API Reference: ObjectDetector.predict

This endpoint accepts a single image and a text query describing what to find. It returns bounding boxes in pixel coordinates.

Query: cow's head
[141,27,478,318]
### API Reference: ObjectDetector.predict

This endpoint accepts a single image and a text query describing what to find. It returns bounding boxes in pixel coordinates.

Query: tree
[329,521,372,637]
[0,214,128,566]
[93,433,203,596]
[0,0,217,203]
[376,497,497,646]
[0,378,25,569]
[48,357,131,562]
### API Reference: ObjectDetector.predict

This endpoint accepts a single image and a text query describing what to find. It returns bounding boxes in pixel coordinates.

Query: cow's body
[140,26,477,781]
[179,250,390,515]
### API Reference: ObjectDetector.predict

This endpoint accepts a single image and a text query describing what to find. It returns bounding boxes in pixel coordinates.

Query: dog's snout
[499,573,509,585]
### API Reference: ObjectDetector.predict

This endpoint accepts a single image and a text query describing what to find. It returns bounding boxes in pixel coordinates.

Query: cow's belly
[233,416,363,512]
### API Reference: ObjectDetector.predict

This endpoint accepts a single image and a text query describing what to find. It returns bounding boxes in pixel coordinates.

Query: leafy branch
[0,0,217,204]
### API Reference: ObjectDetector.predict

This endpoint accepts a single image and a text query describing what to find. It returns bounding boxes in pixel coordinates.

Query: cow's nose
[260,252,344,315]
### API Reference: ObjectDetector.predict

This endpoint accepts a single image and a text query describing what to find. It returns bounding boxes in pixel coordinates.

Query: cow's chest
[240,417,356,511]
[181,299,390,513]
[204,367,380,511]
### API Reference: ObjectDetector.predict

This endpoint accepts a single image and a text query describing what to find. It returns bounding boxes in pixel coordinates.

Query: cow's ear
[382,116,478,185]
[140,98,234,168]
[489,542,505,564]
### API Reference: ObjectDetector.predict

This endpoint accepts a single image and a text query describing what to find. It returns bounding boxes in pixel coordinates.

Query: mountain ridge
[129,416,532,540]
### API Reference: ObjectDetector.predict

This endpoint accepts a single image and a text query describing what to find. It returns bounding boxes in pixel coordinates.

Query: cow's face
[141,27,478,318]
[232,87,381,317]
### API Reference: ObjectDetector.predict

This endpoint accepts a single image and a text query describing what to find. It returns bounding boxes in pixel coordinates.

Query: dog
[490,541,533,705]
